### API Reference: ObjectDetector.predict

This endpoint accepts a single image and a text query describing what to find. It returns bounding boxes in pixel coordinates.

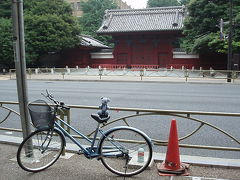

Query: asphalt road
[0,80,240,159]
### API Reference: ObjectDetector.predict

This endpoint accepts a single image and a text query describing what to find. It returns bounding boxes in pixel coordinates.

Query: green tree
[180,0,190,5]
[0,0,11,18]
[0,18,14,68]
[0,0,13,67]
[24,14,80,65]
[23,0,81,66]
[182,0,240,55]
[79,0,118,45]
[147,0,180,7]
[0,0,81,67]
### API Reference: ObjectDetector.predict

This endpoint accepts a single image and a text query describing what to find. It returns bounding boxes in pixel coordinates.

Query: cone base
[157,162,190,176]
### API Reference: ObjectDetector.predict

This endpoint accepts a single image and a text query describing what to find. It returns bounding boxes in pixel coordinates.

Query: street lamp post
[227,0,233,82]
[12,0,31,139]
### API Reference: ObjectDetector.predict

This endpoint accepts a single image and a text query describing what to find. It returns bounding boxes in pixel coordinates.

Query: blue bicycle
[17,90,153,177]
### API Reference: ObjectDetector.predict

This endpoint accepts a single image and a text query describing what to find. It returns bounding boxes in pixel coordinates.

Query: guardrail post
[123,67,126,75]
[62,72,65,79]
[58,108,70,156]
[210,68,216,77]
[99,67,103,79]
[66,67,70,75]
[199,68,204,77]
[27,68,32,79]
[140,69,144,80]
[184,69,189,82]
[9,69,12,79]
[58,108,70,133]
[51,68,54,74]
[85,66,90,74]
[35,68,38,74]
[2,69,6,75]
[232,71,237,83]
[103,68,107,75]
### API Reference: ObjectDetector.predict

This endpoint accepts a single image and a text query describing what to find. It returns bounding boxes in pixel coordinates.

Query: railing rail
[7,67,240,82]
[0,101,240,152]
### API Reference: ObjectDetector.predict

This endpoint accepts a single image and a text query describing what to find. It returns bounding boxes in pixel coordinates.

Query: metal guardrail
[7,68,240,82]
[0,101,240,152]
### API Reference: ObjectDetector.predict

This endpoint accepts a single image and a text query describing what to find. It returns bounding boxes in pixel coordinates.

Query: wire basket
[28,100,55,129]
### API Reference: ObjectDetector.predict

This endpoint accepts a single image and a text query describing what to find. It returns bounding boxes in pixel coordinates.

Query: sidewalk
[1,74,240,84]
[0,136,240,180]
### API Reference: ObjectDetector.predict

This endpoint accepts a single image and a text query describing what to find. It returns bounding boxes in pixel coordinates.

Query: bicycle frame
[54,116,106,158]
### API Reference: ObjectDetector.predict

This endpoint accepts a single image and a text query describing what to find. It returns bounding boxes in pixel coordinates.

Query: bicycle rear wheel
[17,128,65,172]
[99,127,152,177]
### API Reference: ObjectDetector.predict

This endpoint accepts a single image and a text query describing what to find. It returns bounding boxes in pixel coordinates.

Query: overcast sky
[123,0,148,9]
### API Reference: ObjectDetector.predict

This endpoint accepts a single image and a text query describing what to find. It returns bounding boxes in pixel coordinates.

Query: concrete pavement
[1,143,240,180]
[0,134,240,180]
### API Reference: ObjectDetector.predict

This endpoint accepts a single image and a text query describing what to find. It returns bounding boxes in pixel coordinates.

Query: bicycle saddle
[91,114,110,123]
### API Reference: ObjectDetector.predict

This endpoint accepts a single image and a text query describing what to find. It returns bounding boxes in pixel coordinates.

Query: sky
[123,0,148,9]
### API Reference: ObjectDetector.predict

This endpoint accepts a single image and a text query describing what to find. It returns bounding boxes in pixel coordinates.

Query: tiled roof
[97,6,186,34]
[80,35,109,48]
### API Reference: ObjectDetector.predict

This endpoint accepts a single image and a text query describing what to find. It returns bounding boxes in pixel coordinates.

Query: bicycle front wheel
[17,128,65,172]
[99,127,153,177]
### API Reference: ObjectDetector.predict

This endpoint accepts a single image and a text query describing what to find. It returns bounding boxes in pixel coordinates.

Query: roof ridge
[106,6,184,13]
[112,10,184,17]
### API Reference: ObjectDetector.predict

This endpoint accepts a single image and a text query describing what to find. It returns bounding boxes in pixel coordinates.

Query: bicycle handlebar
[42,90,110,115]
[41,89,69,110]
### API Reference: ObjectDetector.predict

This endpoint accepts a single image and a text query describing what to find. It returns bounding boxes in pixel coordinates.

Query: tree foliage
[0,18,14,67]
[0,0,11,18]
[79,0,118,45]
[0,0,13,68]
[0,0,81,67]
[23,0,81,66]
[182,0,240,55]
[180,0,190,5]
[147,0,180,7]
[23,0,73,16]
[24,14,80,65]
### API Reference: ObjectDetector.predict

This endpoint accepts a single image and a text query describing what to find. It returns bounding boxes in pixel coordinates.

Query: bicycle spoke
[17,129,64,172]
[100,127,152,177]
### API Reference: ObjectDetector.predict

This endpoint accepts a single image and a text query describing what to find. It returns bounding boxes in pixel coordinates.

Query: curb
[1,134,239,169]
[6,77,239,85]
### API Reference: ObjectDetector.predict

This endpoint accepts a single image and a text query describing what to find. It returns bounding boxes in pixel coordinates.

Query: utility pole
[12,0,31,139]
[227,0,233,82]
[219,18,224,40]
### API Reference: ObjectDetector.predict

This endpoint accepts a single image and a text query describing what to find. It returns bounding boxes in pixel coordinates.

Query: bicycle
[17,90,153,177]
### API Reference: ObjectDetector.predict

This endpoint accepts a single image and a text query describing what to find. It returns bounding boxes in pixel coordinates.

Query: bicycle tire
[17,128,65,172]
[99,126,153,177]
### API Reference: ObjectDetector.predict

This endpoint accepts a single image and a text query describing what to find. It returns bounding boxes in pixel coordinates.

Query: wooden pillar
[127,39,132,68]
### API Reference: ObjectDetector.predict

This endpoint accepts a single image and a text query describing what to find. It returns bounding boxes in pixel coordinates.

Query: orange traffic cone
[157,119,189,176]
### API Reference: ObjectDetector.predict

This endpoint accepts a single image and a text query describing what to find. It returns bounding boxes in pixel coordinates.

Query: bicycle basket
[28,100,55,129]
